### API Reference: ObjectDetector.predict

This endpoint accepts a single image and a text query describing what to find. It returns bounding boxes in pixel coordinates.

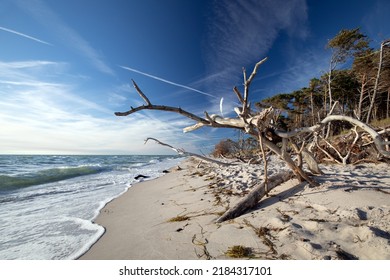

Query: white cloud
[108,92,128,107]
[205,0,308,74]
[263,49,330,95]
[0,60,56,68]
[202,0,309,107]
[0,60,207,155]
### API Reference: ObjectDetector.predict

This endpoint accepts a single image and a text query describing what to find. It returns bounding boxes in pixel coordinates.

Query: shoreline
[72,156,185,260]
[80,157,390,260]
[79,158,221,259]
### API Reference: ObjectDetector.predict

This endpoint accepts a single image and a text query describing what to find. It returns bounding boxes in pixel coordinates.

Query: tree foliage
[327,28,370,65]
[258,28,390,131]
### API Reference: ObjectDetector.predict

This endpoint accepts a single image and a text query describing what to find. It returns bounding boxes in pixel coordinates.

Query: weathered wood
[115,103,210,125]
[233,86,244,104]
[321,115,390,159]
[216,171,294,223]
[260,137,318,186]
[131,79,151,106]
[115,56,390,224]
[302,149,323,175]
[241,57,268,117]
[144,138,234,167]
[273,115,390,159]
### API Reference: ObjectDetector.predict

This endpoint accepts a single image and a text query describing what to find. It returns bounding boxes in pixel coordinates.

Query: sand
[79,157,390,260]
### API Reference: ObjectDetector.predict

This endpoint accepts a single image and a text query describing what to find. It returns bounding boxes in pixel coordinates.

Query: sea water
[0,155,184,260]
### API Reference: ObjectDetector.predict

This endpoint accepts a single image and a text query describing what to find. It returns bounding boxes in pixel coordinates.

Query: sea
[0,154,184,260]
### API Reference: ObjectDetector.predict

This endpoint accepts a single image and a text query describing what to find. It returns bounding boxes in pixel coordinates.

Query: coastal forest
[213,28,390,165]
[260,28,389,128]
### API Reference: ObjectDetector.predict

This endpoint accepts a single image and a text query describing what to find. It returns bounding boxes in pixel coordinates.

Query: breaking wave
[0,166,106,191]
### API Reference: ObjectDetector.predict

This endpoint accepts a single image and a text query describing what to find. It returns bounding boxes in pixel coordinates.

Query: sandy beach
[80,157,390,260]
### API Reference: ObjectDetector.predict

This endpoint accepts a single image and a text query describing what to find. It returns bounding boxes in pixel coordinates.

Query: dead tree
[366,39,390,123]
[144,137,234,167]
[116,58,314,182]
[115,58,390,222]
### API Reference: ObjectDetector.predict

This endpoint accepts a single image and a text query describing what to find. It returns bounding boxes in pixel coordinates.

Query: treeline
[211,28,390,164]
[257,28,390,132]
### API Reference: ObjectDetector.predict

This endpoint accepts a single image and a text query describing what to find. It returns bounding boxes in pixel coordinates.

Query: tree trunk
[310,91,315,126]
[387,87,390,119]
[216,171,294,223]
[357,74,366,120]
[366,41,385,123]
[328,65,333,112]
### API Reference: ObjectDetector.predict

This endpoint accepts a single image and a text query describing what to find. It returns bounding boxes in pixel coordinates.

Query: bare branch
[233,86,244,104]
[314,134,341,164]
[274,125,322,138]
[273,114,390,161]
[274,115,390,159]
[144,137,234,166]
[144,137,184,153]
[116,81,211,127]
[132,80,151,106]
[378,128,389,135]
[321,115,390,159]
[242,67,247,86]
[328,100,339,116]
[261,136,318,186]
[290,141,303,168]
[183,122,207,133]
[241,57,268,117]
[346,126,360,164]
[319,135,344,162]
[116,104,210,124]
[116,81,260,133]
[246,57,268,86]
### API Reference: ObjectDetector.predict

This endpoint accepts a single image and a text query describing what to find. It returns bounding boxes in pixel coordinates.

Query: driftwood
[115,57,390,221]
[116,59,316,183]
[144,138,234,167]
[216,170,294,223]
[134,174,150,180]
[273,115,390,160]
[320,115,390,159]
[145,137,299,223]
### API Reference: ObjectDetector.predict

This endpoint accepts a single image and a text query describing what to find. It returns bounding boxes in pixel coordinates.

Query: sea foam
[0,155,184,259]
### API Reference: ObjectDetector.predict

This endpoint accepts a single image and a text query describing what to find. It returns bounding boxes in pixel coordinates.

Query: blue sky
[1,0,389,155]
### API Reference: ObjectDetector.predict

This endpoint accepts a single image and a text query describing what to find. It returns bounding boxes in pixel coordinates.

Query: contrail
[120,65,216,98]
[0,26,52,46]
